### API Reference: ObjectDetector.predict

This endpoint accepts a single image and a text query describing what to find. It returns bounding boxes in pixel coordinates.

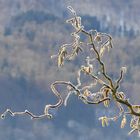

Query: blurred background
[0,0,139,139]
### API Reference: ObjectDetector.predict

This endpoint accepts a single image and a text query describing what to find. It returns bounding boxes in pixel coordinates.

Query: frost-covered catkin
[121,115,127,128]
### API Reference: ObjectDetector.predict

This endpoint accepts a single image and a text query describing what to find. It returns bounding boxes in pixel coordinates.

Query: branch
[81,29,114,89]
[115,67,127,90]
[79,95,111,105]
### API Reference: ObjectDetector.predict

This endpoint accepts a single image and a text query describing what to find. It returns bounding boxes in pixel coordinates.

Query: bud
[83,89,90,98]
[81,66,91,74]
[67,6,76,15]
[99,46,106,57]
[121,66,127,74]
[95,34,102,43]
[103,100,110,108]
[101,87,110,107]
[117,92,126,100]
[121,115,127,128]
[99,116,109,127]
[57,46,67,67]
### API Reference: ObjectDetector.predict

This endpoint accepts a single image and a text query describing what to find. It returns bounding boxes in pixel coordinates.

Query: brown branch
[115,70,123,90]
[81,29,114,89]
[86,97,111,105]
[79,94,111,104]
[112,91,140,117]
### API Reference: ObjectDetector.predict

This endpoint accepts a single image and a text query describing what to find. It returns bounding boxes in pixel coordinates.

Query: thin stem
[115,70,123,90]
[80,96,110,105]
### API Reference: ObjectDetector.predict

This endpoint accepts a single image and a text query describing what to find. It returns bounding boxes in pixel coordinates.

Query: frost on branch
[1,6,140,137]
